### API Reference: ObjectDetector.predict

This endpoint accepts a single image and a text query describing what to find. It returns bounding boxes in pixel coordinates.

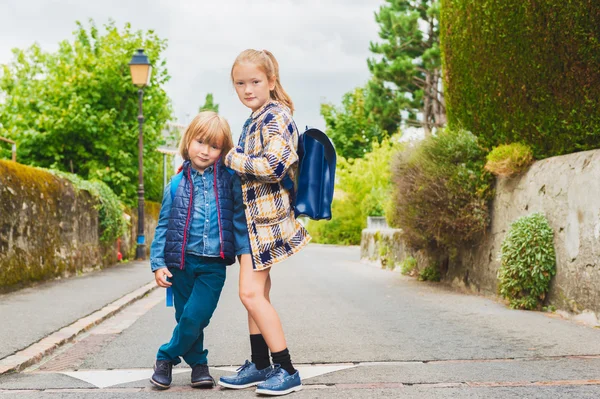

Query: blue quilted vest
[164,159,236,268]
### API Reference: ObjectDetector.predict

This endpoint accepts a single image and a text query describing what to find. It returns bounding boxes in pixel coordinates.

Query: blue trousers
[157,255,226,367]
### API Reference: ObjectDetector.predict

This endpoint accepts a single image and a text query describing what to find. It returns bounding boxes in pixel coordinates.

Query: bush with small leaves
[418,264,441,282]
[400,256,417,275]
[497,213,556,310]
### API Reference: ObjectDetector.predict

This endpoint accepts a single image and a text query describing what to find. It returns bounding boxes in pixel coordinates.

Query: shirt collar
[189,163,214,177]
[251,100,279,121]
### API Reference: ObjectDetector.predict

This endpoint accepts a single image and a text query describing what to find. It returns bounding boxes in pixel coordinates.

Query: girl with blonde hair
[218,49,310,396]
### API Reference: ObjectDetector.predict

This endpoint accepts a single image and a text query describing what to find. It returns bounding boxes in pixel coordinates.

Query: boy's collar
[183,160,217,176]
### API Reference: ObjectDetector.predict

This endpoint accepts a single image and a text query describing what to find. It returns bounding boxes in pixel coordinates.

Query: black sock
[250,334,270,370]
[271,348,296,375]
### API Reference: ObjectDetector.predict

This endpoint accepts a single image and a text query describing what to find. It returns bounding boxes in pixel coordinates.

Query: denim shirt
[150,164,250,271]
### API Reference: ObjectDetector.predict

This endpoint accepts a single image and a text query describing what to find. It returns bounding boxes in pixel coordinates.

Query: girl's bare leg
[248,274,271,334]
[238,254,286,352]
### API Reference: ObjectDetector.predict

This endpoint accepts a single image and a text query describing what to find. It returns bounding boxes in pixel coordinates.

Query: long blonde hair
[231,49,294,114]
[179,111,233,161]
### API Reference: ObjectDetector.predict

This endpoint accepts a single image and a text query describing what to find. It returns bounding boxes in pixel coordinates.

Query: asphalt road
[2,244,600,398]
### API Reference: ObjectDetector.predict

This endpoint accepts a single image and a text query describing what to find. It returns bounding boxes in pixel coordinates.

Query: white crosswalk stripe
[61,364,356,388]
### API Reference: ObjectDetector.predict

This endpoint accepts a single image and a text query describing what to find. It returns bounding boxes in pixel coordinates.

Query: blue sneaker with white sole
[255,365,302,396]
[218,360,273,389]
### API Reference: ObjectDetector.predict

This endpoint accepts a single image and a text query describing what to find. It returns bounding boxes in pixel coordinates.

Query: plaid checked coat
[225,101,311,270]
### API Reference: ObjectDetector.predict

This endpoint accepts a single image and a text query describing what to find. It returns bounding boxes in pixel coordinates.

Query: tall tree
[199,93,219,113]
[364,78,403,136]
[321,87,387,159]
[368,0,445,136]
[0,20,172,204]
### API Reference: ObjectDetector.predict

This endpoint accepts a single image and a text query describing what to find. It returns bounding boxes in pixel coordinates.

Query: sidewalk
[0,260,155,371]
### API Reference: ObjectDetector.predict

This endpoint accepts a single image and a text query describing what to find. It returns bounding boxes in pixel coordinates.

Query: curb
[0,281,157,375]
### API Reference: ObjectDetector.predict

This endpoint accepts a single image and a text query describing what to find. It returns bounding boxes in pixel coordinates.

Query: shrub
[400,256,417,275]
[497,213,556,310]
[441,0,600,158]
[419,264,441,282]
[485,143,534,177]
[307,136,402,245]
[49,170,128,243]
[379,243,395,270]
[388,128,495,251]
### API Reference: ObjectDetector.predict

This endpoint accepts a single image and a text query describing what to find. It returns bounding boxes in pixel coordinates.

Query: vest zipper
[213,161,225,259]
[180,167,194,269]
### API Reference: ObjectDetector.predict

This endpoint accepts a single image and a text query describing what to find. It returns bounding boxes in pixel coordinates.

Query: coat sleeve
[225,112,298,183]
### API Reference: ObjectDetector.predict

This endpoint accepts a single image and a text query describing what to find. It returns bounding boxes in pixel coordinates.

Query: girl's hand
[224,147,238,168]
[154,267,173,288]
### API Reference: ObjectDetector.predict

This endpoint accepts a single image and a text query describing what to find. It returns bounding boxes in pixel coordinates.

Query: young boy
[149,112,249,389]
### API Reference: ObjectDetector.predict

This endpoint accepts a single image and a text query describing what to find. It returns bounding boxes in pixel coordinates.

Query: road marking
[61,369,189,388]
[60,364,356,388]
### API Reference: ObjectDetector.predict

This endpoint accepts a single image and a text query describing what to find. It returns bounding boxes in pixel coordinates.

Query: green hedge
[441,0,600,158]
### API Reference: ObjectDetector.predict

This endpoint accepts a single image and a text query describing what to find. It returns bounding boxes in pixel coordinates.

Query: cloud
[0,0,385,136]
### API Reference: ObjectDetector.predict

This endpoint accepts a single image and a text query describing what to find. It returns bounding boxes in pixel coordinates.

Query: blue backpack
[283,127,336,220]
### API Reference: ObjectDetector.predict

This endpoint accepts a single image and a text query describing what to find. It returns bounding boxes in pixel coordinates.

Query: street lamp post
[129,49,152,260]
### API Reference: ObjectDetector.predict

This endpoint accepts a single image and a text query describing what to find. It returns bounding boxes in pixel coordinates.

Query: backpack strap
[170,171,184,201]
[224,166,235,176]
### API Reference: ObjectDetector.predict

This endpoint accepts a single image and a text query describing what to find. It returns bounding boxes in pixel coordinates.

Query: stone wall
[0,160,159,290]
[362,149,600,318]
[447,149,600,316]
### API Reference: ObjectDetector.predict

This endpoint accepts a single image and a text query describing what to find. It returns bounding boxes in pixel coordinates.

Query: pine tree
[368,0,445,136]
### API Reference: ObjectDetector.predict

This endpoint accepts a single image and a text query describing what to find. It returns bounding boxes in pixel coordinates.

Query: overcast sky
[0,0,385,142]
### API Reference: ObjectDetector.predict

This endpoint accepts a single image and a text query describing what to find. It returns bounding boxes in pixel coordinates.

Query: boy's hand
[154,268,173,288]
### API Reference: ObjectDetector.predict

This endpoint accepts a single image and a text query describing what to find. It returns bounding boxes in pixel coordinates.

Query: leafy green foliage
[419,264,441,281]
[307,137,403,245]
[497,213,556,310]
[400,256,417,275]
[369,0,445,133]
[321,87,389,159]
[485,143,534,177]
[199,93,219,113]
[388,129,494,251]
[49,170,128,243]
[379,242,396,270]
[441,0,600,158]
[0,20,172,205]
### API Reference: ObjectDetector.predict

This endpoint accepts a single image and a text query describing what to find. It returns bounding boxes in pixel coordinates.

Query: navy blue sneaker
[218,360,273,389]
[255,365,302,396]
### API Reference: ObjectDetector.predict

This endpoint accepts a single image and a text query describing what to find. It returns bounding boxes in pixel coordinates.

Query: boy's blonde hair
[231,49,294,114]
[179,111,233,161]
